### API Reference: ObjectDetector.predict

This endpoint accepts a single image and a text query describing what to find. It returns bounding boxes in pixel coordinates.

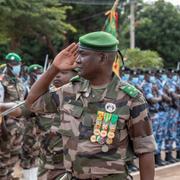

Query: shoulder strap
[70,75,81,83]
[120,83,140,98]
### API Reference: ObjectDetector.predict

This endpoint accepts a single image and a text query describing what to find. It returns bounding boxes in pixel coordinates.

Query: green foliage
[124,48,164,68]
[136,0,180,67]
[65,4,110,42]
[0,0,76,64]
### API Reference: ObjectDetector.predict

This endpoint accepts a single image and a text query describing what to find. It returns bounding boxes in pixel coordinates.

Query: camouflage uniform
[20,103,66,180]
[20,108,40,170]
[30,76,156,179]
[0,74,25,179]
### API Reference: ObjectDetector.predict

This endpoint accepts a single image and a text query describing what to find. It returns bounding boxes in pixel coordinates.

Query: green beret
[5,52,22,62]
[28,64,43,73]
[79,31,119,51]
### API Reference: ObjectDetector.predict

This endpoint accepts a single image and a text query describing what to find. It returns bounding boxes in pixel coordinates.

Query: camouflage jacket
[30,76,156,179]
[0,74,25,102]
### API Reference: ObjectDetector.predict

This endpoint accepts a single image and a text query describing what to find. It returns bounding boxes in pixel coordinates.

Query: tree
[124,48,164,68]
[135,0,180,67]
[0,0,75,64]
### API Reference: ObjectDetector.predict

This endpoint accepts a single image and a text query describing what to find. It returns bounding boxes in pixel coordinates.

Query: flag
[104,10,118,37]
[103,0,121,78]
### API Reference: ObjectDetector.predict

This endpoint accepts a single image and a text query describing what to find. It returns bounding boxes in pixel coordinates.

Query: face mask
[131,77,139,84]
[149,76,156,83]
[12,65,21,76]
[172,75,177,81]
[122,74,130,81]
[161,74,167,81]
[36,74,42,80]
[139,75,144,80]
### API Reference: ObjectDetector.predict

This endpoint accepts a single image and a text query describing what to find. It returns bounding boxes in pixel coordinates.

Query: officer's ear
[99,53,108,64]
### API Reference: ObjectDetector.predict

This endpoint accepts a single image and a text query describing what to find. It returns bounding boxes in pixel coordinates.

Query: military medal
[90,135,97,143]
[101,144,109,152]
[94,129,100,136]
[107,132,115,139]
[100,130,107,138]
[90,108,119,153]
[106,138,113,145]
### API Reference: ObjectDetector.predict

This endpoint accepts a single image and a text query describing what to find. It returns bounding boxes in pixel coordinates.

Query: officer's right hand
[52,43,78,71]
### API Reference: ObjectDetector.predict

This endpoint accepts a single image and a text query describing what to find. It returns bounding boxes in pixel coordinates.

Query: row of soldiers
[0,52,78,179]
[121,68,180,167]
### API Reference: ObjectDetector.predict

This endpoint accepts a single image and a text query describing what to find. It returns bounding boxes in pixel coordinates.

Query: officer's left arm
[128,94,156,180]
[139,152,155,180]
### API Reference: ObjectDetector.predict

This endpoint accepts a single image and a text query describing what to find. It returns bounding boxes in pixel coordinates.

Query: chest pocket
[79,112,94,140]
[114,117,128,143]
[60,103,84,137]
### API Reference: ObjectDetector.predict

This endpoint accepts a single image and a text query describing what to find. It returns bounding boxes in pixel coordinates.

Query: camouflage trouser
[0,117,23,180]
[38,131,66,180]
[20,117,40,169]
[165,108,178,151]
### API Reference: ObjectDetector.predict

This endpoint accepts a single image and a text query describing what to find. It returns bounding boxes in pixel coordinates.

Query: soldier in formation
[0,66,78,180]
[0,53,26,179]
[122,68,180,166]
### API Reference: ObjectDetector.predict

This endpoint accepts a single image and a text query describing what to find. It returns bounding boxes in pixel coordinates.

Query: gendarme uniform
[30,32,156,179]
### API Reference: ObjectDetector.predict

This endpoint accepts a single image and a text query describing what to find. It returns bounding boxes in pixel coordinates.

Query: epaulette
[70,75,81,83]
[120,83,140,98]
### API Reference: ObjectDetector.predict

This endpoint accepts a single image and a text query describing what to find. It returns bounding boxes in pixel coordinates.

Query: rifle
[0,101,25,125]
[43,54,49,73]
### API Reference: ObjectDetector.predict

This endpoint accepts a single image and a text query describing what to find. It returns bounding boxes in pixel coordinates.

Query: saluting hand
[53,43,78,71]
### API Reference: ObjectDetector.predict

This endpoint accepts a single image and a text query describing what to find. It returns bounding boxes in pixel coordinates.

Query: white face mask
[139,75,144,80]
[149,76,156,83]
[132,77,139,84]
[36,74,42,80]
[161,74,167,81]
[172,75,177,81]
[12,65,21,76]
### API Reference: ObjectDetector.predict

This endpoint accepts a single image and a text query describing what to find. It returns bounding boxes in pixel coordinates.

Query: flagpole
[130,0,135,49]
[112,0,119,10]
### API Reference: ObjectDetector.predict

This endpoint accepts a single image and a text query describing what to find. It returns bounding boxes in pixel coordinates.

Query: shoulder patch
[70,75,81,83]
[120,84,140,97]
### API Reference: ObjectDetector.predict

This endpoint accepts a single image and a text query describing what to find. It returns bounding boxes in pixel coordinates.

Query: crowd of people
[0,31,179,180]
[121,68,180,169]
[0,52,78,179]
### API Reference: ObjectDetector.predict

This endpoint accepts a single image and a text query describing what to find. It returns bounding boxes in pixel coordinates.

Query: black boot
[165,152,176,163]
[155,154,166,166]
[176,150,180,161]
[127,161,138,172]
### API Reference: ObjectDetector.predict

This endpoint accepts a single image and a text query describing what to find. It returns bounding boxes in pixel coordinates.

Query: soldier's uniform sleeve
[30,91,59,113]
[127,93,156,154]
[20,104,33,118]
